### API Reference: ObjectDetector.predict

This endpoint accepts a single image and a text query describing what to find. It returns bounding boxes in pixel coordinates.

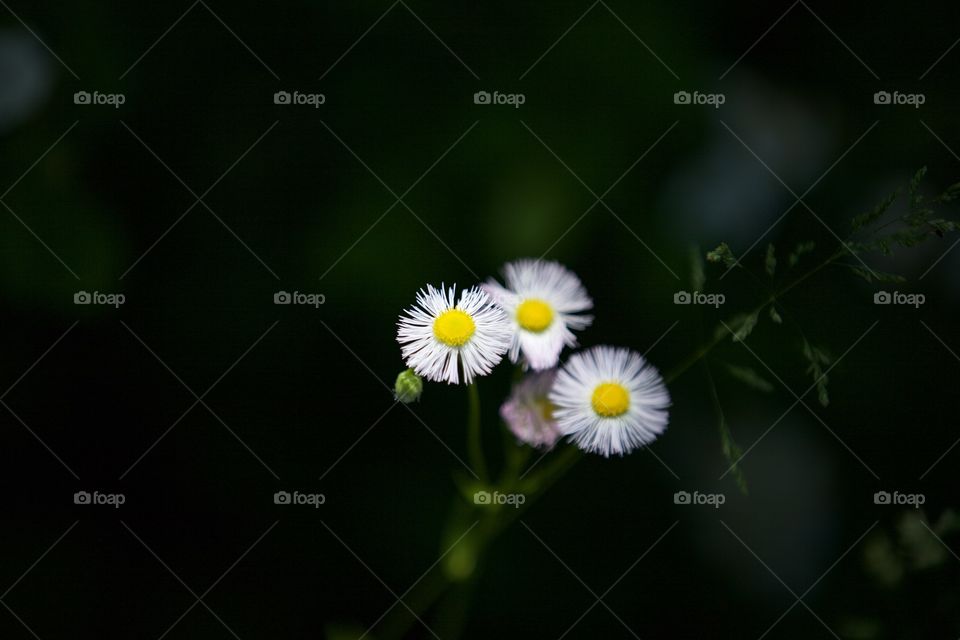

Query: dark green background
[1,1,958,637]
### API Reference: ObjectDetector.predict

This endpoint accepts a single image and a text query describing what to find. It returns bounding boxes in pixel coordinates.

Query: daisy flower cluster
[395,259,670,457]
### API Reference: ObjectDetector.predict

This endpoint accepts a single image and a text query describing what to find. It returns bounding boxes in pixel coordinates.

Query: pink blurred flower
[500,369,561,449]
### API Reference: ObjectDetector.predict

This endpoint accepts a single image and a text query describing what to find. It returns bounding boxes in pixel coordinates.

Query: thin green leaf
[765,243,777,277]
[706,242,738,269]
[719,415,748,494]
[690,246,706,292]
[726,364,774,393]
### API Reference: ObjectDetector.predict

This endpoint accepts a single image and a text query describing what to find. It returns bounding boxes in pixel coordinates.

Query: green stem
[467,382,488,483]
[375,247,848,640]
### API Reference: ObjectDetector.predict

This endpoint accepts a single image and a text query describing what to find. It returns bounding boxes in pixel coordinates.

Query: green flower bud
[394,368,423,403]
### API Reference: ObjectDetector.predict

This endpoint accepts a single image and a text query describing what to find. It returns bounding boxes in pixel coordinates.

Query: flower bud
[394,368,423,403]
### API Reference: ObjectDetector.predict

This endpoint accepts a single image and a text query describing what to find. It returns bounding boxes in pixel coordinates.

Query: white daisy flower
[397,284,512,385]
[500,369,561,450]
[549,346,670,457]
[482,259,593,371]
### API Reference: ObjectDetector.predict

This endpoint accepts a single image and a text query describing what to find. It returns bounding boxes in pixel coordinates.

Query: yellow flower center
[591,382,630,417]
[516,299,554,333]
[432,309,476,347]
[534,398,555,422]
